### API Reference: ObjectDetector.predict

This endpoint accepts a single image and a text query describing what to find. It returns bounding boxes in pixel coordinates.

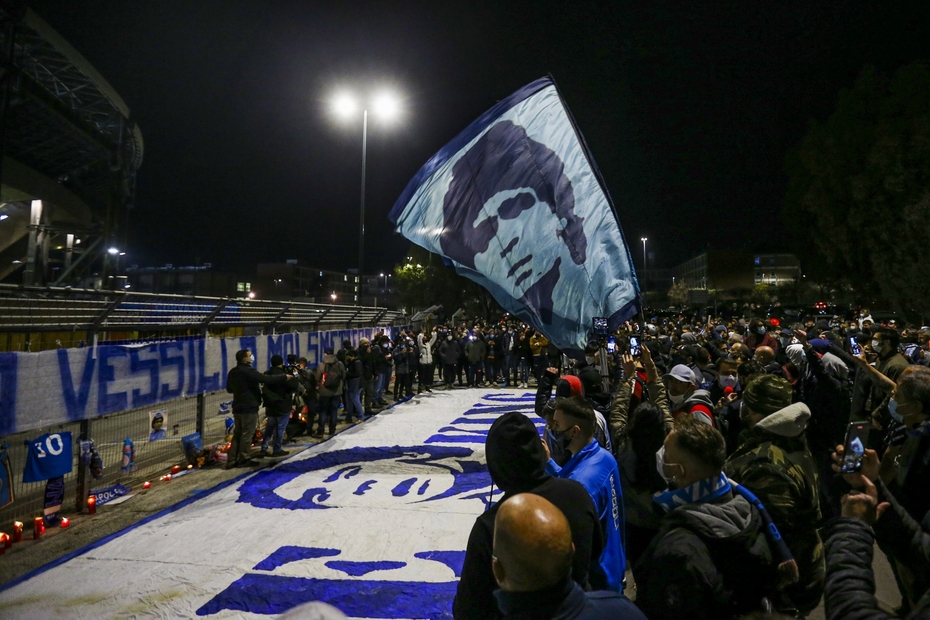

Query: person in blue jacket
[542,396,627,592]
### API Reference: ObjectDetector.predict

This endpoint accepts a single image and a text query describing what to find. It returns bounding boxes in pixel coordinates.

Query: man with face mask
[723,375,824,615]
[853,327,908,426]
[541,397,626,593]
[745,319,779,355]
[664,364,716,427]
[634,418,778,620]
[438,331,463,389]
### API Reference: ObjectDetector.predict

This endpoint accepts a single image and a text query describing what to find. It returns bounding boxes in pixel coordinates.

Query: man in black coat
[225,349,289,468]
[453,412,603,620]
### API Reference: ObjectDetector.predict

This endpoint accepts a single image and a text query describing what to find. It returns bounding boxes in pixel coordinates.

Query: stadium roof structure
[0,2,143,286]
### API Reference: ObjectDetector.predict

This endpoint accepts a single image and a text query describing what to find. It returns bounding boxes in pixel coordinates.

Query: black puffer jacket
[453,412,603,620]
[633,491,777,620]
[225,362,288,414]
[823,481,930,620]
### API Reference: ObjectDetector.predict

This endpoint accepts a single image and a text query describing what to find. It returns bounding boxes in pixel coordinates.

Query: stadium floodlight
[372,92,400,120]
[328,87,404,278]
[332,93,358,119]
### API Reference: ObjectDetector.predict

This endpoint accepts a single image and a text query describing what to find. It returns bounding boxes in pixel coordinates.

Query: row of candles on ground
[0,518,45,551]
[0,463,193,553]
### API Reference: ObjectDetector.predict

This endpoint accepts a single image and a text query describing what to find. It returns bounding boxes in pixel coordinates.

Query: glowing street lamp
[329,89,403,277]
[640,237,648,292]
[330,292,337,303]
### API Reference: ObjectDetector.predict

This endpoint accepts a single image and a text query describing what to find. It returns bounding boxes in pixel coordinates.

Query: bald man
[752,345,785,377]
[492,493,646,619]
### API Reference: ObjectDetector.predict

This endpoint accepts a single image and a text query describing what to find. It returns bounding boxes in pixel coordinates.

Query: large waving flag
[389,77,640,351]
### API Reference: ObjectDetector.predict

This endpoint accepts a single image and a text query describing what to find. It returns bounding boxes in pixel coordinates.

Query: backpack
[322,362,343,390]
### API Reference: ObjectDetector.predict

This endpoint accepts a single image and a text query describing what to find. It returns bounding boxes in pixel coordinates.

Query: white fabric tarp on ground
[0,389,542,619]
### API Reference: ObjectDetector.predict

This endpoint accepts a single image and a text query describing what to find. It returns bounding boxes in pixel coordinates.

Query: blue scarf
[653,473,732,513]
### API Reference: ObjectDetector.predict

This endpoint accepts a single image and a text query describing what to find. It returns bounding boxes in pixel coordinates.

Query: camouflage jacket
[723,402,825,614]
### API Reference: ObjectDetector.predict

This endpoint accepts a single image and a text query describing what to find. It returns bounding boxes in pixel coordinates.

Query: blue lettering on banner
[413,550,466,577]
[237,446,489,511]
[129,344,159,408]
[253,546,340,571]
[0,352,18,435]
[8,327,396,436]
[97,346,128,414]
[90,483,131,506]
[159,342,185,399]
[197,339,219,392]
[186,340,196,398]
[305,333,320,368]
[196,573,458,618]
[326,560,407,577]
[267,335,283,366]
[58,348,95,422]
[239,337,257,362]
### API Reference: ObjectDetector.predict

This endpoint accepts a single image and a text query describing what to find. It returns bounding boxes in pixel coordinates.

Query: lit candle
[33,517,44,539]
[60,518,70,528]
[143,481,151,489]
[187,464,193,470]
[1,532,10,550]
[87,495,97,515]
[13,521,23,543]
[170,465,181,475]
[164,474,172,481]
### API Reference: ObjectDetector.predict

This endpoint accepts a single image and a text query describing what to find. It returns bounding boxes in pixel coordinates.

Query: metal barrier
[0,389,232,527]
[0,284,407,352]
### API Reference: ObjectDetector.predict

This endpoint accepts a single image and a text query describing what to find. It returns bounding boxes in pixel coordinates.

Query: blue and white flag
[390,77,640,351]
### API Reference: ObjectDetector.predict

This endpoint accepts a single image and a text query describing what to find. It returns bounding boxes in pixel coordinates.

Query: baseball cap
[664,364,699,386]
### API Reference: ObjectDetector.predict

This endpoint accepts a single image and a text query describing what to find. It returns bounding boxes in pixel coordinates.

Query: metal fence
[0,283,407,353]
[0,389,232,527]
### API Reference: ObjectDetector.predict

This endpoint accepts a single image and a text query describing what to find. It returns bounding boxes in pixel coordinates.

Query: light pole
[640,237,647,292]
[331,91,401,278]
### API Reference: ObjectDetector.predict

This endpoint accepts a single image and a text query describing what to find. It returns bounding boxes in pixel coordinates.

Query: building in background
[753,253,802,285]
[125,264,241,297]
[254,260,358,303]
[672,251,755,291]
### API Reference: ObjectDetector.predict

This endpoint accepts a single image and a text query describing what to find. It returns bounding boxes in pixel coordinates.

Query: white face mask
[757,326,766,335]
[718,375,738,390]
[871,339,882,352]
[669,391,686,405]
[446,336,452,341]
[655,445,683,487]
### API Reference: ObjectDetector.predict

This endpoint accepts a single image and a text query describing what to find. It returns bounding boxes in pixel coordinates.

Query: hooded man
[454,412,603,619]
[724,374,824,615]
[634,418,778,620]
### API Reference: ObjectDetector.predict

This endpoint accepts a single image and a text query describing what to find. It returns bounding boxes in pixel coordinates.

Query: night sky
[29,1,930,276]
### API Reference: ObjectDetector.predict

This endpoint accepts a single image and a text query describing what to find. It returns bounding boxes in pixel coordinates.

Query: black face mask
[549,426,575,450]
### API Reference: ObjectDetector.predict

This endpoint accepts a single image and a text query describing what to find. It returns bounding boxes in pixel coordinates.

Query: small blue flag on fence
[389,76,640,350]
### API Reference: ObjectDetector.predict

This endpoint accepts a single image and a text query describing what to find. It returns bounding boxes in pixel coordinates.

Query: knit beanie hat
[742,374,793,416]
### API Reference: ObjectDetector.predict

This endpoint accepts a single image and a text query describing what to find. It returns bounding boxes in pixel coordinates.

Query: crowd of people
[224,308,930,619]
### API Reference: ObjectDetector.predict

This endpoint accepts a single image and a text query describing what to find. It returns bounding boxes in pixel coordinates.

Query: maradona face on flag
[390,77,639,351]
